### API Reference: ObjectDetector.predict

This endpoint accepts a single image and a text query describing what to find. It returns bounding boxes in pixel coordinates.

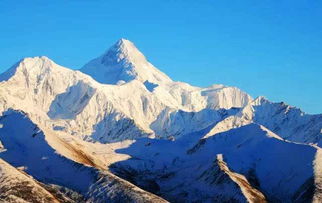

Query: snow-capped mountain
[81,38,172,85]
[0,39,252,143]
[0,38,321,202]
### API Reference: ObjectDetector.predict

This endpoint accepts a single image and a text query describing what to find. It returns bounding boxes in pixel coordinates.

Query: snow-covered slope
[252,97,322,145]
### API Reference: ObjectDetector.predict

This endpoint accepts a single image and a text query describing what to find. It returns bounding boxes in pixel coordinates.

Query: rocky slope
[0,158,62,203]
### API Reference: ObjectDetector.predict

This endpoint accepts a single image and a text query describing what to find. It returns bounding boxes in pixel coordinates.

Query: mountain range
[0,38,321,202]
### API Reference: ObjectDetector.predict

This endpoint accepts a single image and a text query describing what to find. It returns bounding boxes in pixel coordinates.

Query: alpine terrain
[0,38,321,202]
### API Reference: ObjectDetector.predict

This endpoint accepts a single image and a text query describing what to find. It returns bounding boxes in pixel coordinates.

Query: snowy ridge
[251,97,322,145]
[199,96,322,146]
[215,154,266,203]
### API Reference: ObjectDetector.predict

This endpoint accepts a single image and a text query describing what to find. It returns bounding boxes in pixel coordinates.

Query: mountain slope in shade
[0,110,168,202]
[190,124,320,202]
[214,154,266,203]
[111,124,321,202]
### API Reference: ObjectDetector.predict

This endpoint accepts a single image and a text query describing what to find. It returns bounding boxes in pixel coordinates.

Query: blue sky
[0,0,321,113]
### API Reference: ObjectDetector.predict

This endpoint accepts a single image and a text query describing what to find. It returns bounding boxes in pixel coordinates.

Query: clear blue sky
[0,0,321,114]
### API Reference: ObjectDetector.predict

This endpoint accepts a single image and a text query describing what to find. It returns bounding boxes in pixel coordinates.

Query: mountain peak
[115,38,133,48]
[112,38,135,53]
[0,56,54,82]
[80,39,172,85]
[101,38,147,66]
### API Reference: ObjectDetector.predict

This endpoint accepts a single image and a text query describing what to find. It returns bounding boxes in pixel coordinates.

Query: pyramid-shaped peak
[81,38,172,84]
[103,38,146,64]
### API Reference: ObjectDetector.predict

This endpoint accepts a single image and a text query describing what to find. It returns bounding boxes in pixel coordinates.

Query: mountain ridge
[0,41,253,142]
